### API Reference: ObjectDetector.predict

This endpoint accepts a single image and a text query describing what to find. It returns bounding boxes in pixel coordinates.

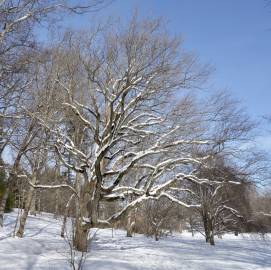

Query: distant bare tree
[16,130,49,237]
[180,93,264,245]
[137,198,180,241]
[0,0,111,227]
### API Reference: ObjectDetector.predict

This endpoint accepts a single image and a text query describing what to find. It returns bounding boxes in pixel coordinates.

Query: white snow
[0,211,271,269]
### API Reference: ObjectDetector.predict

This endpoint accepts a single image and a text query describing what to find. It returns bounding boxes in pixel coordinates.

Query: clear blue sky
[39,0,271,140]
[55,0,270,120]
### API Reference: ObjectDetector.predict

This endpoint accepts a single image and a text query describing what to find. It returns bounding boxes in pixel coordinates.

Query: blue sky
[51,0,271,119]
[38,0,271,146]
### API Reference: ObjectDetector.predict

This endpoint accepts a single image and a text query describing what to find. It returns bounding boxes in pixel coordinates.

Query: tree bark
[54,189,60,219]
[16,173,37,237]
[37,190,41,215]
[126,212,133,237]
[73,178,92,252]
[73,217,89,252]
[208,219,215,246]
[29,189,36,216]
[155,231,160,241]
[209,233,215,245]
[61,214,67,238]
[203,214,210,243]
[61,194,75,238]
[16,186,34,237]
[0,186,9,227]
[189,217,194,236]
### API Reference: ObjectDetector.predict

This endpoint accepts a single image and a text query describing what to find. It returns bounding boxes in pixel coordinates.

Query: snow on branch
[16,174,78,196]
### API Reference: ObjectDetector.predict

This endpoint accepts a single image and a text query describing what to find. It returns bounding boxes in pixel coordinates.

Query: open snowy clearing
[0,212,271,270]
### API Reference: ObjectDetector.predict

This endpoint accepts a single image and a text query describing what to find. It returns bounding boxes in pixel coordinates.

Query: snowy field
[0,211,271,270]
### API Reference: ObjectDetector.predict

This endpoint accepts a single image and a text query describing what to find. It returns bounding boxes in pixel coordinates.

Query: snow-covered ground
[0,211,271,270]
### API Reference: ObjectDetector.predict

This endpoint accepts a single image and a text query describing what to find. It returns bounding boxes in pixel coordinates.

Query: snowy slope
[0,211,271,270]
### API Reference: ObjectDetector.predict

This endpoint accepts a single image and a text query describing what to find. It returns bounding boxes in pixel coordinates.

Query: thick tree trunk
[73,217,89,252]
[73,197,99,252]
[202,212,216,245]
[72,177,93,252]
[72,168,105,252]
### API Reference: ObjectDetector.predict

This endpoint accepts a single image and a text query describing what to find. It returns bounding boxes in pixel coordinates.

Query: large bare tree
[32,17,211,251]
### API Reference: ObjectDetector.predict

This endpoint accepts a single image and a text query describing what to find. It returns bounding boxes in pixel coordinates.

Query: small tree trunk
[61,215,67,238]
[126,212,133,237]
[126,228,133,237]
[13,208,21,237]
[208,220,215,246]
[29,190,36,216]
[155,226,161,241]
[37,191,41,215]
[203,215,210,243]
[189,217,194,236]
[16,173,37,237]
[61,194,75,238]
[16,186,34,237]
[16,188,34,237]
[54,189,60,219]
[210,233,215,245]
[0,187,10,227]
